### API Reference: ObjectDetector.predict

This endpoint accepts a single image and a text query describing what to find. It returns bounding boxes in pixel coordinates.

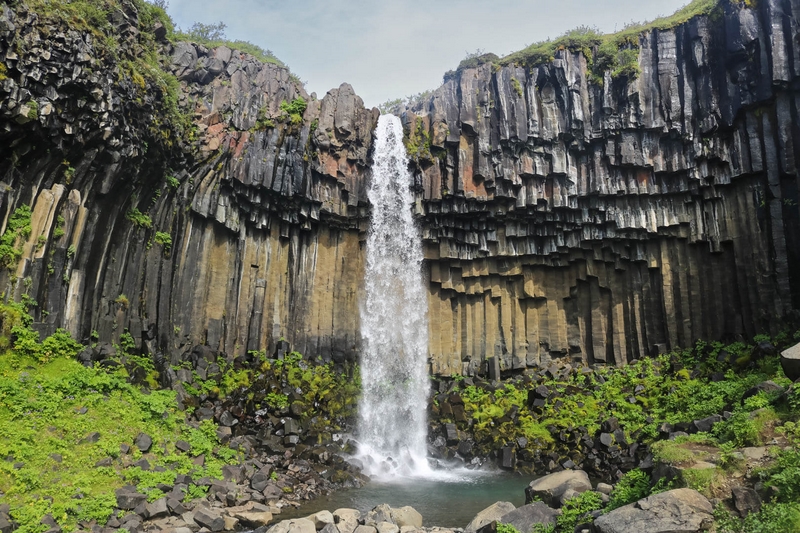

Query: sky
[167,0,693,108]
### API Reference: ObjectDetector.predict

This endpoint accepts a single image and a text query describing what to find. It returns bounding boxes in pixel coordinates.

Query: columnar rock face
[407,0,800,374]
[0,0,799,373]
[0,2,374,363]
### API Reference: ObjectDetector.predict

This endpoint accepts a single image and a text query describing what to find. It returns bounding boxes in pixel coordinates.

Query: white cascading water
[356,114,432,478]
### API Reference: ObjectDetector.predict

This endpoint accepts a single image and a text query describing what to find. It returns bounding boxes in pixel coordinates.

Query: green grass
[446,0,722,84]
[0,303,240,532]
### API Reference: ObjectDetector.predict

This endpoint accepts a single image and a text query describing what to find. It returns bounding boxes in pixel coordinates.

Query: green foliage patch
[0,317,238,532]
[0,204,32,270]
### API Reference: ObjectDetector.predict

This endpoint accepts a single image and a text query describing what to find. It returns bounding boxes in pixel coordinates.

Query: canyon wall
[0,0,798,374]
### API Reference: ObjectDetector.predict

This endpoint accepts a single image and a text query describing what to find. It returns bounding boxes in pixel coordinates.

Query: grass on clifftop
[445,0,720,84]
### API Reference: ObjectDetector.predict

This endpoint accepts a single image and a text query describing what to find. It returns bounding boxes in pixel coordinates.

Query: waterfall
[356,114,432,478]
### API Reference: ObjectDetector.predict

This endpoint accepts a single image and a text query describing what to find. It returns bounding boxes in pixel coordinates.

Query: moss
[26,100,39,120]
[510,77,523,97]
[404,117,432,161]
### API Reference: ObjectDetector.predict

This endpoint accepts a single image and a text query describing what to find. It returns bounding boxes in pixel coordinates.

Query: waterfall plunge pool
[278,471,532,528]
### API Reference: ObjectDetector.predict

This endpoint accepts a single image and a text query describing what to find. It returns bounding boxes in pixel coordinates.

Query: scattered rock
[306,510,335,530]
[732,486,762,517]
[333,508,361,533]
[135,432,153,452]
[464,501,516,533]
[525,470,592,507]
[115,488,148,510]
[268,518,317,533]
[497,502,560,532]
[390,506,422,528]
[195,507,226,532]
[593,488,713,533]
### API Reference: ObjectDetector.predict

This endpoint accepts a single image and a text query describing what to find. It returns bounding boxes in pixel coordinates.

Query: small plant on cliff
[510,77,523,97]
[154,231,172,251]
[165,175,180,188]
[279,97,307,125]
[0,204,32,270]
[115,294,129,308]
[127,208,152,229]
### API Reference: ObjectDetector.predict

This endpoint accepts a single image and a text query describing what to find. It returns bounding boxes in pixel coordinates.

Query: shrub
[126,208,152,229]
[154,231,172,250]
[0,204,32,269]
[607,469,651,510]
[556,491,603,532]
[279,97,307,125]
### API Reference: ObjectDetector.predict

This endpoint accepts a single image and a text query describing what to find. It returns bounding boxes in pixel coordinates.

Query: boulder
[781,342,800,381]
[464,501,516,533]
[375,522,399,533]
[194,508,225,532]
[333,508,361,533]
[267,518,317,533]
[389,506,422,528]
[497,502,560,532]
[146,497,169,519]
[525,470,592,507]
[364,504,394,526]
[353,527,377,533]
[732,486,761,517]
[115,488,147,510]
[306,511,335,530]
[233,510,274,527]
[320,524,341,533]
[135,432,153,452]
[593,488,713,533]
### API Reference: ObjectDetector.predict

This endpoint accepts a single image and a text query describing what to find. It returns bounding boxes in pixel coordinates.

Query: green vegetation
[126,207,152,229]
[404,116,433,161]
[279,97,308,125]
[556,491,603,532]
[444,0,725,85]
[0,297,242,532]
[449,331,798,469]
[53,215,66,240]
[114,294,129,308]
[607,469,652,510]
[165,175,180,188]
[496,524,522,533]
[179,351,360,437]
[26,100,39,120]
[175,21,289,69]
[0,204,32,270]
[154,231,172,251]
[23,0,194,145]
[252,105,276,131]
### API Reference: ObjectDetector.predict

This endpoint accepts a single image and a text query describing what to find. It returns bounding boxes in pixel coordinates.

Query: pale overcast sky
[167,0,692,107]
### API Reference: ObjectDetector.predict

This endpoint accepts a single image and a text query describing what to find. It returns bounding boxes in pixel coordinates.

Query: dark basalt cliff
[0,0,798,375]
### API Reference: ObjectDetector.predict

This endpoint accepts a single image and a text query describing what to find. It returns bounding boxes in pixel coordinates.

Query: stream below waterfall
[278,473,532,528]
